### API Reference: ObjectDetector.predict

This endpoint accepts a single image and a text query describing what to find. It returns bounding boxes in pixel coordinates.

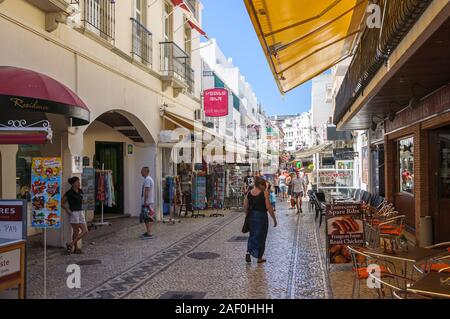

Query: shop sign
[0,249,20,279]
[204,88,228,117]
[333,148,358,160]
[127,144,134,156]
[72,155,82,174]
[326,203,365,264]
[31,158,62,229]
[82,168,95,211]
[0,200,27,240]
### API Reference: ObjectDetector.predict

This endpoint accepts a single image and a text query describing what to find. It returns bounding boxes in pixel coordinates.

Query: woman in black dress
[243,177,277,263]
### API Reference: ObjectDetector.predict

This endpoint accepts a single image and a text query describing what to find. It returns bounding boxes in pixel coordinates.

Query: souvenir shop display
[30,158,62,229]
[192,171,207,217]
[224,165,243,209]
[161,175,181,224]
[209,164,225,217]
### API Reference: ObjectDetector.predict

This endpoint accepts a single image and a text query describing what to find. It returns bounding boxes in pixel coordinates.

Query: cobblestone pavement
[25,199,366,299]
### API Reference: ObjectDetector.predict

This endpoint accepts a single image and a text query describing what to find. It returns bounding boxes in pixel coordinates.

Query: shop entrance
[95,142,124,215]
[430,128,450,243]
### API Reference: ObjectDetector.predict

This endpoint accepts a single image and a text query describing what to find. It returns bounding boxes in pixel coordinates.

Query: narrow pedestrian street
[26,200,333,299]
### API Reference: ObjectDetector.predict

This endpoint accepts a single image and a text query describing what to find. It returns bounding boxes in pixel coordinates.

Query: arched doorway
[83,110,156,219]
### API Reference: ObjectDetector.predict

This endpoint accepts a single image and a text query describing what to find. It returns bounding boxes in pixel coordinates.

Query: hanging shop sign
[203,88,229,117]
[0,200,27,240]
[326,203,365,264]
[333,148,358,160]
[31,158,62,229]
[82,168,95,211]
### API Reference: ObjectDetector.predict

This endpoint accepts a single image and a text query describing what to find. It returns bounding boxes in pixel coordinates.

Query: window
[399,137,414,194]
[163,2,173,42]
[135,0,143,22]
[184,24,192,59]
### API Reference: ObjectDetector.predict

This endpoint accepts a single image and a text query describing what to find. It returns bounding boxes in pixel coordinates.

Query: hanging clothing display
[95,170,115,208]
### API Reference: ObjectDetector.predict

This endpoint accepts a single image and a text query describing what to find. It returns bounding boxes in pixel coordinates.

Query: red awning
[171,0,208,39]
[0,66,90,126]
[0,134,47,145]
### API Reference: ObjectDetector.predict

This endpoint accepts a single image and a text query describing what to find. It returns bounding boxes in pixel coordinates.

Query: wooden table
[408,272,450,298]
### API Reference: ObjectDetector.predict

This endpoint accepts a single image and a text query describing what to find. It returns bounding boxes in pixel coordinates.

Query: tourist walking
[278,171,287,201]
[140,167,155,240]
[62,177,88,255]
[292,171,305,214]
[244,177,277,263]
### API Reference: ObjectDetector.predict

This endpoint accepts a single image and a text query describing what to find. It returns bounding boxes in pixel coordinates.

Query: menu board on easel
[30,158,62,229]
[82,168,95,211]
[326,203,364,264]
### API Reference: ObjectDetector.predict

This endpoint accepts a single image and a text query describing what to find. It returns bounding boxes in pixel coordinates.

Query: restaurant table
[362,246,447,298]
[407,272,450,299]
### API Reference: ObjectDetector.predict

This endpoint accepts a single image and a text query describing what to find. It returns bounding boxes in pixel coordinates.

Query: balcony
[334,0,432,125]
[160,42,195,97]
[131,18,152,66]
[80,0,115,42]
[26,0,78,32]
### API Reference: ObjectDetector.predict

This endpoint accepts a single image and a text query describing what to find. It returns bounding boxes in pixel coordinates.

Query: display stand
[162,164,180,225]
[92,164,112,227]
[191,172,206,218]
[210,173,225,217]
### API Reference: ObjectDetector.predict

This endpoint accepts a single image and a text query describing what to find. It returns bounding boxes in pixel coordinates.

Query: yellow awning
[244,0,368,93]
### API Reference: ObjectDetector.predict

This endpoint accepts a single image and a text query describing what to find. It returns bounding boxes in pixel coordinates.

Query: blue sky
[200,0,312,116]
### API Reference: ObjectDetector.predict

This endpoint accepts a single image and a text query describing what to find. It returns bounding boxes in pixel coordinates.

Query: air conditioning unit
[194,109,203,121]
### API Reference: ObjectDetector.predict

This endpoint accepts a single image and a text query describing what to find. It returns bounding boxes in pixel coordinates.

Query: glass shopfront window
[16,145,43,201]
[399,137,414,194]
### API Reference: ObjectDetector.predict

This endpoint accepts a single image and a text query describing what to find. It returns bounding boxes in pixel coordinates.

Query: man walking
[292,171,305,214]
[140,167,155,239]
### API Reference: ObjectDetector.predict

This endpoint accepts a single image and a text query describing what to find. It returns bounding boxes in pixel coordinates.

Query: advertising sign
[0,200,27,240]
[0,249,21,279]
[82,168,95,211]
[31,158,62,229]
[326,203,364,264]
[204,88,228,117]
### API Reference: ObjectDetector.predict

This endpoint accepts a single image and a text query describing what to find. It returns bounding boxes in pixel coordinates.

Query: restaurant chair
[347,246,396,299]
[368,272,432,299]
[413,242,450,275]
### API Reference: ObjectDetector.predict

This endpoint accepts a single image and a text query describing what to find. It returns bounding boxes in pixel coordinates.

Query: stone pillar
[0,144,18,199]
[46,128,84,248]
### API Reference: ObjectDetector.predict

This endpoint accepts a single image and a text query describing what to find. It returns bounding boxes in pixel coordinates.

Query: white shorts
[70,211,86,225]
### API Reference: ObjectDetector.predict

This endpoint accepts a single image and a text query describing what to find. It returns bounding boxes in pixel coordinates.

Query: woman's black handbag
[242,194,252,233]
[242,213,250,233]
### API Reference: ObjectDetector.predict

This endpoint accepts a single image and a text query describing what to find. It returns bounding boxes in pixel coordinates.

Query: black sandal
[66,243,73,255]
[257,258,267,264]
[74,249,83,254]
[245,253,251,263]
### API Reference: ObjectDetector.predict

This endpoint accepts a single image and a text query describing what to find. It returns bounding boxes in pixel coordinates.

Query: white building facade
[0,0,205,246]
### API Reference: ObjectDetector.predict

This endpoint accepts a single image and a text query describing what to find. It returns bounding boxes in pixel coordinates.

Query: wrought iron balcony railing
[81,0,115,41]
[334,0,432,125]
[131,18,152,66]
[160,41,195,93]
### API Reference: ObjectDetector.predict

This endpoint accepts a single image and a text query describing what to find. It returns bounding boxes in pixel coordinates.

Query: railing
[186,63,195,94]
[70,0,80,4]
[334,0,432,125]
[160,42,195,92]
[131,18,152,65]
[82,0,115,41]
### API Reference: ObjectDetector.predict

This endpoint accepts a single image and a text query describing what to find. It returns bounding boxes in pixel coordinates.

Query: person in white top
[278,172,287,201]
[140,167,155,239]
[291,171,305,214]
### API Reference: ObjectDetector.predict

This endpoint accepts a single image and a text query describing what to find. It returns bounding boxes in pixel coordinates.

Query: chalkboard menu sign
[82,168,95,211]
